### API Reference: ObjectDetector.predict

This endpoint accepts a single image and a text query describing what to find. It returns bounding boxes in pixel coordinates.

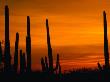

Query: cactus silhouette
[46,19,53,73]
[54,54,60,70]
[103,11,109,69]
[20,50,23,73]
[22,53,26,71]
[56,54,60,69]
[54,54,61,74]
[4,5,11,72]
[13,32,19,72]
[41,19,61,74]
[97,62,102,71]
[26,16,31,72]
[45,56,49,71]
[20,50,26,73]
[41,57,46,72]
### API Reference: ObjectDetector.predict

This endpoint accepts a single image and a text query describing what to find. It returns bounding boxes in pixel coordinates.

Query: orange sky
[0,0,110,71]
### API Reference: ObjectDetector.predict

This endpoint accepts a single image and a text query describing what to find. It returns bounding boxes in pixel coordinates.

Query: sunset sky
[0,0,110,71]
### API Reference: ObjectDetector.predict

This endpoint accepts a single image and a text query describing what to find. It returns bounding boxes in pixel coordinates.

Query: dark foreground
[0,69,110,82]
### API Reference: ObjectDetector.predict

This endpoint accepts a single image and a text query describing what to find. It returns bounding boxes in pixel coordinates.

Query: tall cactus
[13,32,19,72]
[46,19,53,73]
[26,16,31,72]
[4,5,11,72]
[41,19,61,74]
[103,11,109,69]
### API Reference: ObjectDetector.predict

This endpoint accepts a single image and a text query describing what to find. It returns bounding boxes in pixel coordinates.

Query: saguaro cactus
[26,16,31,72]
[46,19,53,73]
[103,11,109,69]
[13,32,19,72]
[4,5,11,72]
[41,19,61,74]
[40,19,61,74]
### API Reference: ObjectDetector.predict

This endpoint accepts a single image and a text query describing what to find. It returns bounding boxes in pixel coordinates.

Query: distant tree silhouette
[4,5,11,72]
[103,11,109,70]
[13,32,19,72]
[26,16,31,72]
